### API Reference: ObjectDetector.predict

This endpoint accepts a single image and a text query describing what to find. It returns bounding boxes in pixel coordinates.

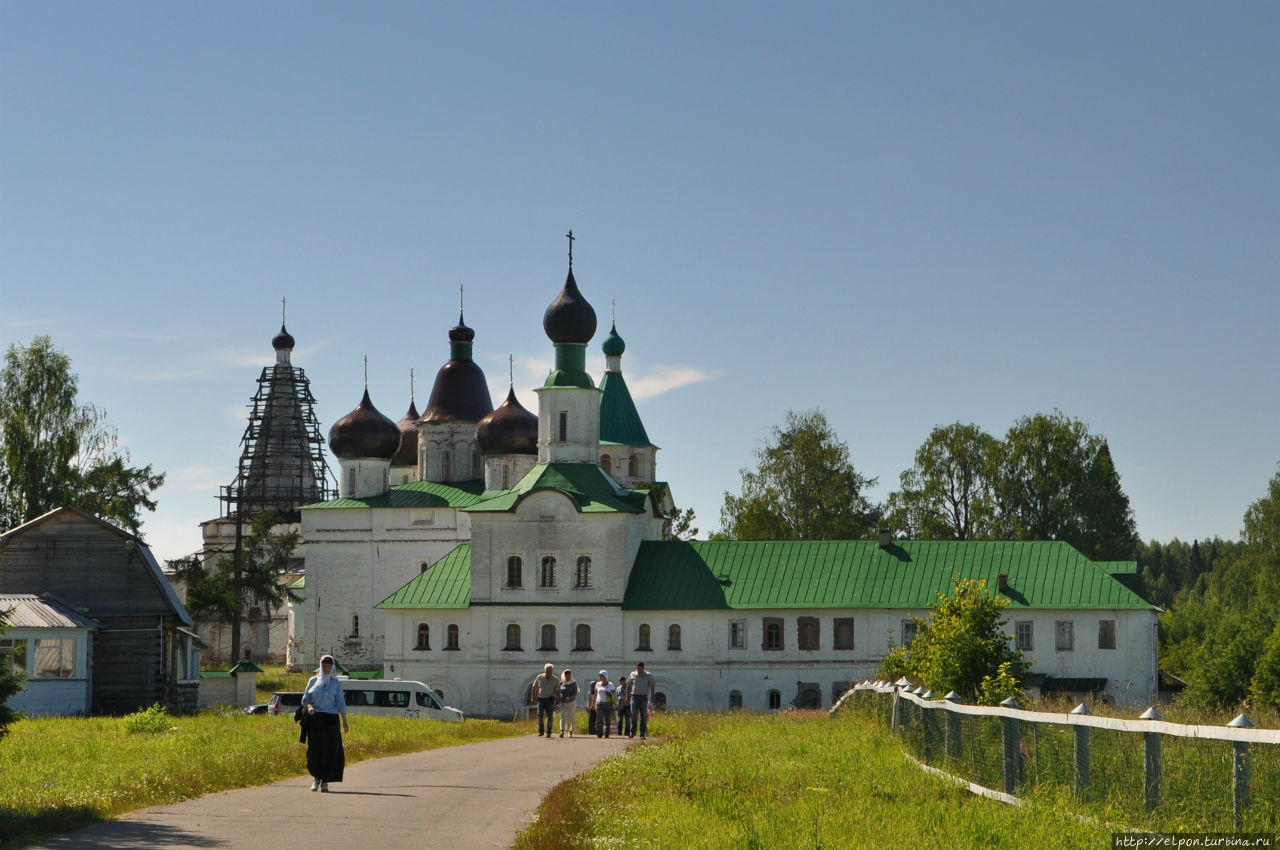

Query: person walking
[301,654,350,791]
[557,669,579,737]
[615,674,631,737]
[628,661,656,740]
[530,663,558,738]
[592,670,616,738]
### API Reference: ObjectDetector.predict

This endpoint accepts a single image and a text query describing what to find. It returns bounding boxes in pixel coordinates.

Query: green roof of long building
[466,463,648,514]
[301,478,487,510]
[621,540,1155,611]
[377,544,472,609]
[599,370,652,447]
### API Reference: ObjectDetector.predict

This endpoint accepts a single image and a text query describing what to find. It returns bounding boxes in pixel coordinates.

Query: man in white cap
[529,662,558,738]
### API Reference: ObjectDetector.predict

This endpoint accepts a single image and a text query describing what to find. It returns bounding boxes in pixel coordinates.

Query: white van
[338,678,464,722]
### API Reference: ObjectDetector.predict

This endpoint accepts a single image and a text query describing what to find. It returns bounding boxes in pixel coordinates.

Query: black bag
[294,704,306,722]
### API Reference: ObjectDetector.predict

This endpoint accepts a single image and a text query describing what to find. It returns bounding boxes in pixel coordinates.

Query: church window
[501,464,509,489]
[416,623,430,650]
[729,620,746,650]
[346,467,355,494]
[629,454,641,478]
[558,412,568,442]
[833,617,854,650]
[600,455,612,474]
[471,451,482,480]
[446,624,460,650]
[768,689,782,710]
[504,624,522,651]
[575,555,591,588]
[798,617,820,651]
[729,690,743,710]
[574,624,592,651]
[539,624,557,652]
[667,624,682,651]
[350,614,360,638]
[763,617,783,651]
[441,450,453,478]
[506,556,523,588]
[637,624,651,651]
[540,556,556,588]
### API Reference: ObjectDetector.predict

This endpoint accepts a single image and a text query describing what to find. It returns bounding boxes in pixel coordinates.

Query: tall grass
[0,706,525,850]
[516,710,1114,849]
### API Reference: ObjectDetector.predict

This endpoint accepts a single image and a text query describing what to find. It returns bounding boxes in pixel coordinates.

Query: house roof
[466,463,649,514]
[302,478,487,510]
[377,545,472,609]
[621,540,1155,611]
[0,594,101,629]
[599,370,653,447]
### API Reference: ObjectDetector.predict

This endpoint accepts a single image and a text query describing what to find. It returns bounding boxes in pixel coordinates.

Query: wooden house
[0,508,201,714]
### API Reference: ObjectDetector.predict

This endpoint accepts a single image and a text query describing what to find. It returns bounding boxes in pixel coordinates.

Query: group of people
[529,662,656,740]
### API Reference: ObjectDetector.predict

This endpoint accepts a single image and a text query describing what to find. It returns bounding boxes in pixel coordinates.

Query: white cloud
[626,366,718,401]
[169,465,227,492]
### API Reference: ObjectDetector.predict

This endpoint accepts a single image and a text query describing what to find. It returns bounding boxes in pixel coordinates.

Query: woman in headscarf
[301,654,349,791]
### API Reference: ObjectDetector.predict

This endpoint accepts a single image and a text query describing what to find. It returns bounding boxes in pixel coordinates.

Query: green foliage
[1250,620,1280,710]
[996,411,1139,560]
[877,577,1026,702]
[0,336,164,535]
[978,661,1024,707]
[1138,537,1239,609]
[169,511,301,630]
[122,704,172,734]
[664,506,698,541]
[876,643,911,683]
[884,422,1000,540]
[0,605,24,739]
[718,409,877,541]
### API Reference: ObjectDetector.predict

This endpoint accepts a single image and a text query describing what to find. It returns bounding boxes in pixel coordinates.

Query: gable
[377,545,472,609]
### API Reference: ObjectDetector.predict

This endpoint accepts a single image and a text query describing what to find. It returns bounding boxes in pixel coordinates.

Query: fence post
[944,691,962,760]
[1228,713,1255,831]
[1139,706,1163,812]
[921,691,937,763]
[1070,703,1091,802]
[1000,697,1021,795]
[891,680,907,734]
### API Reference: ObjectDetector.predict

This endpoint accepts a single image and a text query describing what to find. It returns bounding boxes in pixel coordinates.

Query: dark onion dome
[475,387,538,456]
[542,268,597,345]
[420,316,494,424]
[602,321,625,357]
[328,389,402,460]
[391,400,420,467]
[272,323,296,351]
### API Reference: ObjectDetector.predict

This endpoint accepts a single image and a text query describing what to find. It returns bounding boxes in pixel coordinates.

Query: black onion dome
[420,360,494,423]
[476,387,538,455]
[448,313,476,343]
[542,268,597,345]
[391,401,420,467]
[328,389,402,460]
[272,323,295,351]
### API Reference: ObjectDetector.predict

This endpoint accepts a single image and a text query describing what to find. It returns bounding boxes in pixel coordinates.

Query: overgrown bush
[122,704,171,734]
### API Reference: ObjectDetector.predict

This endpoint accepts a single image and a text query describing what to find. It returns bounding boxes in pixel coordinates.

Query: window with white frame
[575,556,591,588]
[1015,621,1033,652]
[506,556,523,588]
[1055,620,1074,652]
[0,639,26,677]
[901,619,918,646]
[729,620,746,650]
[416,623,430,650]
[539,556,556,588]
[33,638,75,679]
[763,617,783,651]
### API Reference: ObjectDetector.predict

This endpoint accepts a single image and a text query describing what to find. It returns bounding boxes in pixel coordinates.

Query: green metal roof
[301,478,487,510]
[1096,560,1139,575]
[622,540,1155,612]
[599,370,652,447]
[376,545,472,609]
[466,463,648,514]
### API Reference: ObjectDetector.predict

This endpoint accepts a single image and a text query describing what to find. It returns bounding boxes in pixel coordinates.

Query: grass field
[0,705,526,850]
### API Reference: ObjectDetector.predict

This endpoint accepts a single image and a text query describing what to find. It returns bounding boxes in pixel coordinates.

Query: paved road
[27,734,633,849]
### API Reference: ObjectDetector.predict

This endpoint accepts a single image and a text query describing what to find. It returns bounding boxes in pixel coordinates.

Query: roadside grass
[0,706,527,850]
[516,710,1114,850]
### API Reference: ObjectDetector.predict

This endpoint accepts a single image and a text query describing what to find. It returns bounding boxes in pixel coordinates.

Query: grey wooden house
[0,507,201,714]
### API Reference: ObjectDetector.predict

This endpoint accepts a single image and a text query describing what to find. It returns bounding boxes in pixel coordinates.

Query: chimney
[878,530,892,549]
[997,572,1009,592]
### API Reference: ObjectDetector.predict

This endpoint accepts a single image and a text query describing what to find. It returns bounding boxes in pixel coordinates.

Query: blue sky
[2,3,1278,564]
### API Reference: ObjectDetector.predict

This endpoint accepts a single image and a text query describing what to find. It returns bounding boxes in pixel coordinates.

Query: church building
[290,241,1159,717]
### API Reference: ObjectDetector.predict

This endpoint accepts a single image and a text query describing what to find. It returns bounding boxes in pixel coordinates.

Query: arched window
[600,455,612,474]
[446,624,460,650]
[540,624,557,651]
[629,454,641,477]
[637,624,651,651]
[416,623,430,650]
[729,690,743,709]
[558,411,568,442]
[797,686,822,709]
[763,618,783,651]
[540,556,556,588]
[351,614,360,638]
[506,556,522,588]
[441,450,453,478]
[504,624,521,651]
[575,556,591,588]
[668,624,682,651]
[574,624,591,651]
[420,561,430,574]
[768,689,782,710]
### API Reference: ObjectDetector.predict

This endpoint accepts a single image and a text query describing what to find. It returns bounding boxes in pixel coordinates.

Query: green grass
[516,710,1115,850]
[0,706,527,850]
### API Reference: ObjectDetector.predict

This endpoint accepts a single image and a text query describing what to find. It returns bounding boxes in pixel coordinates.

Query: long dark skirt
[306,713,345,783]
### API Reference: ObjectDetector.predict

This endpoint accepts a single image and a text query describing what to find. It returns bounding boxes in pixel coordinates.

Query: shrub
[122,704,172,734]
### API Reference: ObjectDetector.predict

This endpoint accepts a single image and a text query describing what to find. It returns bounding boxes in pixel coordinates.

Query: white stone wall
[535,385,601,464]
[420,421,482,482]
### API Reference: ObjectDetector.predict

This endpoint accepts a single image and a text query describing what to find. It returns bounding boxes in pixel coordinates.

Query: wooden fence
[839,681,1280,830]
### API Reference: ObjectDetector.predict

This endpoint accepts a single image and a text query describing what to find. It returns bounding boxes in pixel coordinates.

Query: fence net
[842,688,1280,831]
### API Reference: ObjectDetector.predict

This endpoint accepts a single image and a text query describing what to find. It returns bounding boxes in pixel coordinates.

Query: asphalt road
[26,734,633,849]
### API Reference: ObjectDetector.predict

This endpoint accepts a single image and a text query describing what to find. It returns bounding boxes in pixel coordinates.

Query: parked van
[338,679,464,722]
